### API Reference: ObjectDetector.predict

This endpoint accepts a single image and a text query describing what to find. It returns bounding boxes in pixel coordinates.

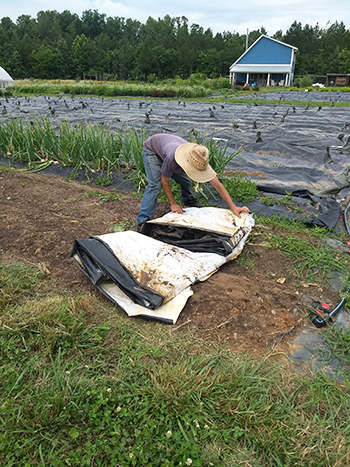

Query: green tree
[284,22,322,75]
[337,48,350,73]
[71,33,89,78]
[81,9,106,39]
[36,10,62,45]
[196,48,221,77]
[221,32,245,76]
[6,49,25,78]
[30,44,62,78]
[315,21,349,73]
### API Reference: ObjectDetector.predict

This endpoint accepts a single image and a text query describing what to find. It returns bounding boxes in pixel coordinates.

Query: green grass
[221,174,258,204]
[254,213,340,238]
[263,234,349,282]
[322,326,350,370]
[0,262,47,309]
[1,261,350,466]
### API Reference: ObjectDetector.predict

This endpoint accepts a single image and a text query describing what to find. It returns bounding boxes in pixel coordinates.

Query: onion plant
[189,128,243,177]
[0,116,246,196]
[0,117,126,177]
[123,126,149,190]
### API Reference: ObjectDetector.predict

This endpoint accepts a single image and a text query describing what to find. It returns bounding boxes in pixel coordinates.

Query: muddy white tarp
[72,208,254,323]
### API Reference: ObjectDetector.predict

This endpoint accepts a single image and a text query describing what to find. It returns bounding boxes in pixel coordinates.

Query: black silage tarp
[71,237,164,309]
[140,222,234,256]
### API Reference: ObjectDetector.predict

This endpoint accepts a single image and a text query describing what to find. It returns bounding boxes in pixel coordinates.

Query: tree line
[0,10,349,81]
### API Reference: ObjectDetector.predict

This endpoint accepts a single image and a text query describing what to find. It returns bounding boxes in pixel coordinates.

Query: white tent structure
[0,66,14,90]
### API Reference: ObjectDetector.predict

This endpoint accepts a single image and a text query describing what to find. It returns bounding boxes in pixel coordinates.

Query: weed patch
[85,190,122,203]
[265,235,349,281]
[221,174,258,203]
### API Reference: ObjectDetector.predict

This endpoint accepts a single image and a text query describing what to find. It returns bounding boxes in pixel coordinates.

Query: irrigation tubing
[311,201,350,328]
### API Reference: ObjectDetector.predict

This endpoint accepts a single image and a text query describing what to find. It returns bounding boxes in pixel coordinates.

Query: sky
[1,0,349,36]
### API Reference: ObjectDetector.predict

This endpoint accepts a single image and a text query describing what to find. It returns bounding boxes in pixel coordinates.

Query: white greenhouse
[0,66,14,90]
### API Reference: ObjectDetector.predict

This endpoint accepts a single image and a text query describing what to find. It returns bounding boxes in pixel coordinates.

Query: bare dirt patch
[0,169,340,354]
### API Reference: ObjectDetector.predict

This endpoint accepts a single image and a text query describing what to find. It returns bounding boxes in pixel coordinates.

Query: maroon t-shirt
[143,134,187,178]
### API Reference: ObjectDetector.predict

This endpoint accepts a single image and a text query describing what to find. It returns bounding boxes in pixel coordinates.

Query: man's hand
[232,205,250,218]
[161,176,185,214]
[171,203,184,214]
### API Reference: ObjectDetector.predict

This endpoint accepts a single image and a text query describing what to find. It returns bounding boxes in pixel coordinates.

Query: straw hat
[175,143,216,182]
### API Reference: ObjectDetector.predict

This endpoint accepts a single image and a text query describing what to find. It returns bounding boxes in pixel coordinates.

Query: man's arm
[209,176,250,218]
[161,175,184,214]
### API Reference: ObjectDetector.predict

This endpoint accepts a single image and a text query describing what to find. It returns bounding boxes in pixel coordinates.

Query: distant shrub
[14,84,52,94]
[163,78,177,86]
[189,73,207,83]
[72,85,92,94]
[0,89,13,97]
[176,85,207,98]
[210,78,231,90]
[339,87,350,92]
[301,76,312,87]
[148,73,156,84]
[149,89,177,98]
[103,86,116,96]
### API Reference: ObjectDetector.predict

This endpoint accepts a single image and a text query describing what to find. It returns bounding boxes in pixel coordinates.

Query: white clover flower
[107,388,112,393]
[166,430,172,438]
[65,371,70,375]
[204,424,210,430]
[194,419,200,428]
[186,459,192,466]
[116,406,122,412]
[129,452,134,458]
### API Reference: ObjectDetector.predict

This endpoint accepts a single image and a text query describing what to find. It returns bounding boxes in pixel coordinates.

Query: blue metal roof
[230,35,298,73]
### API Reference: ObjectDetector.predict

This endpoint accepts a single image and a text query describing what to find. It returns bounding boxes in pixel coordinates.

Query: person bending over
[136,133,250,229]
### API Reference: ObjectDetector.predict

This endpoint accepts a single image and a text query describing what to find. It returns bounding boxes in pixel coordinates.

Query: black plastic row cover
[291,189,342,228]
[140,223,234,256]
[242,188,342,229]
[71,237,164,310]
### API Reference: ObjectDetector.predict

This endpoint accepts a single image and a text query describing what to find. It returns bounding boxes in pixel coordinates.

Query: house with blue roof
[229,35,298,87]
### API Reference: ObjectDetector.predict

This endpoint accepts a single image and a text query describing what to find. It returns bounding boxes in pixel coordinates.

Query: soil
[0,169,341,355]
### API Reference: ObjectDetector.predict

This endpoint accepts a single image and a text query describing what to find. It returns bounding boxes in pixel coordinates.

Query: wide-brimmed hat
[175,143,216,182]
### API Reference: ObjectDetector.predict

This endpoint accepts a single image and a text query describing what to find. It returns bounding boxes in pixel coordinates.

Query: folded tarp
[71,208,254,323]
[140,207,252,255]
